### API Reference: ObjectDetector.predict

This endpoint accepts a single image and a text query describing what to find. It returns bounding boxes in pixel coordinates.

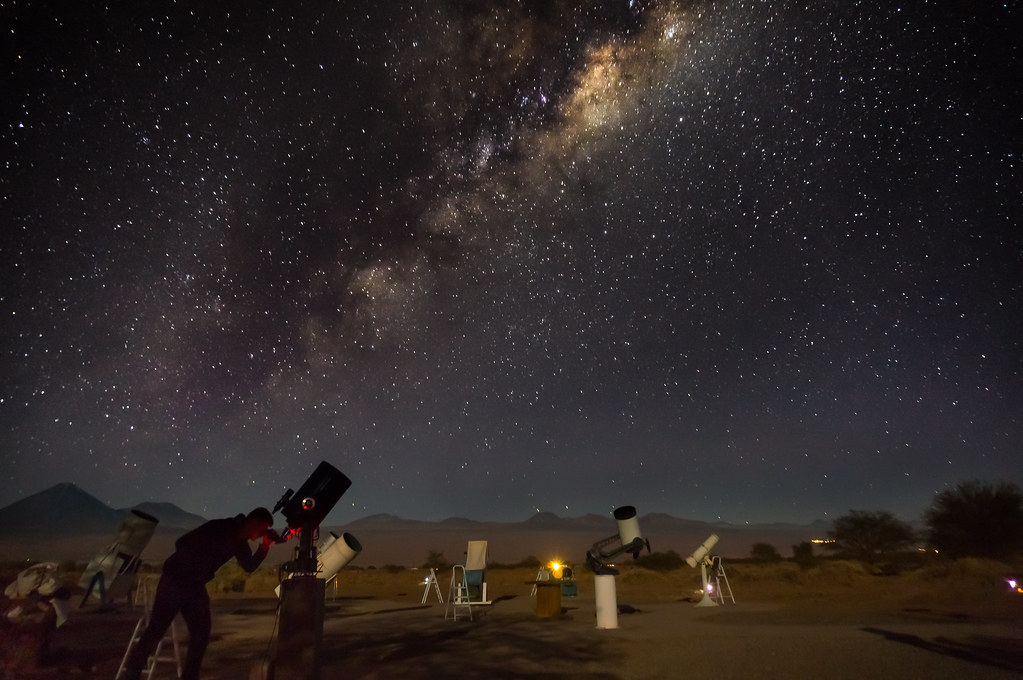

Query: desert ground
[3,556,1022,680]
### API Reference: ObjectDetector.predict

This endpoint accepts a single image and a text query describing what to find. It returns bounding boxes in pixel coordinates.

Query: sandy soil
[3,559,1022,679]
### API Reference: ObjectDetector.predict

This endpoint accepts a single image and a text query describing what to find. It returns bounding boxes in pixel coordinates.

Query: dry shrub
[617,565,669,587]
[812,560,871,586]
[207,562,247,593]
[728,561,798,582]
[243,567,281,595]
[914,557,1014,584]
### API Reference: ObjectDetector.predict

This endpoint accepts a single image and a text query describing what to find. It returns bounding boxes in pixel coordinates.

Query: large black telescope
[273,460,352,680]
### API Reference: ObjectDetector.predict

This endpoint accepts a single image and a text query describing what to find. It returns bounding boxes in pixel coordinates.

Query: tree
[826,510,915,564]
[792,541,816,570]
[924,480,1023,560]
[421,550,447,570]
[750,542,782,562]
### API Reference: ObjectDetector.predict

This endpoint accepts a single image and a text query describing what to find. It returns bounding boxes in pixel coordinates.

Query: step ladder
[115,576,184,679]
[530,564,551,597]
[420,568,445,604]
[710,556,735,604]
[444,565,474,621]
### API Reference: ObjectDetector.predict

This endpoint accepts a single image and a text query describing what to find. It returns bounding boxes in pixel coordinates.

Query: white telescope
[685,534,719,568]
[614,506,643,546]
[317,531,362,583]
[686,534,722,607]
[78,509,159,605]
[276,531,361,598]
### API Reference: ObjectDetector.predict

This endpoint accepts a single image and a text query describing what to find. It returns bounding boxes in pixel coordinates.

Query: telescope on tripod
[270,461,359,680]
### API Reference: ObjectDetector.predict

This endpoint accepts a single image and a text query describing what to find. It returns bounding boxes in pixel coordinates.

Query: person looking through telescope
[121,507,280,680]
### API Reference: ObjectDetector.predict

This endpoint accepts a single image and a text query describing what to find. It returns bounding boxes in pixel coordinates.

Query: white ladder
[530,565,551,597]
[444,565,474,621]
[115,576,184,679]
[711,557,736,604]
[420,568,445,604]
[116,615,184,679]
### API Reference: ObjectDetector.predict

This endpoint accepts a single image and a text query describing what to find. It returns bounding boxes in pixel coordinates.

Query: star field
[2,1,1020,525]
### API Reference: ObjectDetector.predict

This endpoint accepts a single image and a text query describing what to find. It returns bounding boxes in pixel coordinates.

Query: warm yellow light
[547,561,563,578]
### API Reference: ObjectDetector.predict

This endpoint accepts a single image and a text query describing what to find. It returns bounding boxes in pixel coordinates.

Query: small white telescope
[317,531,362,583]
[686,534,722,607]
[685,534,719,568]
[585,505,651,575]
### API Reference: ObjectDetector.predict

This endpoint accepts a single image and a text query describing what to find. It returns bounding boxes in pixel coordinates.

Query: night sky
[3,1,1020,526]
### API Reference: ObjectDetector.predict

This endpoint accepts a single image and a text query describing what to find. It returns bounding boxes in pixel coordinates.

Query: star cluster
[2,0,1020,524]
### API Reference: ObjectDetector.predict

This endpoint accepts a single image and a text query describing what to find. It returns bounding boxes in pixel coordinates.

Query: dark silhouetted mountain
[524,511,565,527]
[0,483,208,538]
[640,512,715,532]
[573,513,617,529]
[437,516,483,527]
[0,483,124,537]
[121,502,205,530]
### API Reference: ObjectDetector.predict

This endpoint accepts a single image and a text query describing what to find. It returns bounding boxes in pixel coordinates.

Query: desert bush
[618,565,670,587]
[914,557,1014,582]
[826,510,915,563]
[726,560,798,582]
[750,542,782,562]
[420,550,447,570]
[243,566,281,594]
[792,542,816,570]
[208,562,248,593]
[635,550,685,571]
[924,480,1023,560]
[815,559,872,586]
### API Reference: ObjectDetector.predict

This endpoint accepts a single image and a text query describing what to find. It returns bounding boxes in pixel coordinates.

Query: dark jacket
[161,514,269,585]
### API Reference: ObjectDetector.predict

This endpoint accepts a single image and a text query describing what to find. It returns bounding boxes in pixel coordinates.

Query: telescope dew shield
[317,532,362,580]
[281,461,352,529]
[613,506,642,545]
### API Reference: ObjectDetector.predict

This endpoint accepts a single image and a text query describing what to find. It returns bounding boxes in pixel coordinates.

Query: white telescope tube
[317,531,362,580]
[613,506,642,546]
[686,534,719,568]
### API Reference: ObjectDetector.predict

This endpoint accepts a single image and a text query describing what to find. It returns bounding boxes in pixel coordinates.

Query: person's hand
[263,529,283,548]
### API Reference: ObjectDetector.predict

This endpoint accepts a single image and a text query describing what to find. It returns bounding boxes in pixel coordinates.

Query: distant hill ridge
[0,483,832,563]
[0,482,830,541]
[0,483,206,538]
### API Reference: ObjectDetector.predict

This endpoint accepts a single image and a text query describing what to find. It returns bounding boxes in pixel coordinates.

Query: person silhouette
[120,507,277,680]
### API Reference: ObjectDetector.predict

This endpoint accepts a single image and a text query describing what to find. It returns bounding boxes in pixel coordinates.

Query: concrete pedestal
[595,574,618,629]
[276,576,325,680]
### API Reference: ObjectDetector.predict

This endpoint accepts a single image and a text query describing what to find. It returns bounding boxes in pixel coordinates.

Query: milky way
[2,1,1020,525]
